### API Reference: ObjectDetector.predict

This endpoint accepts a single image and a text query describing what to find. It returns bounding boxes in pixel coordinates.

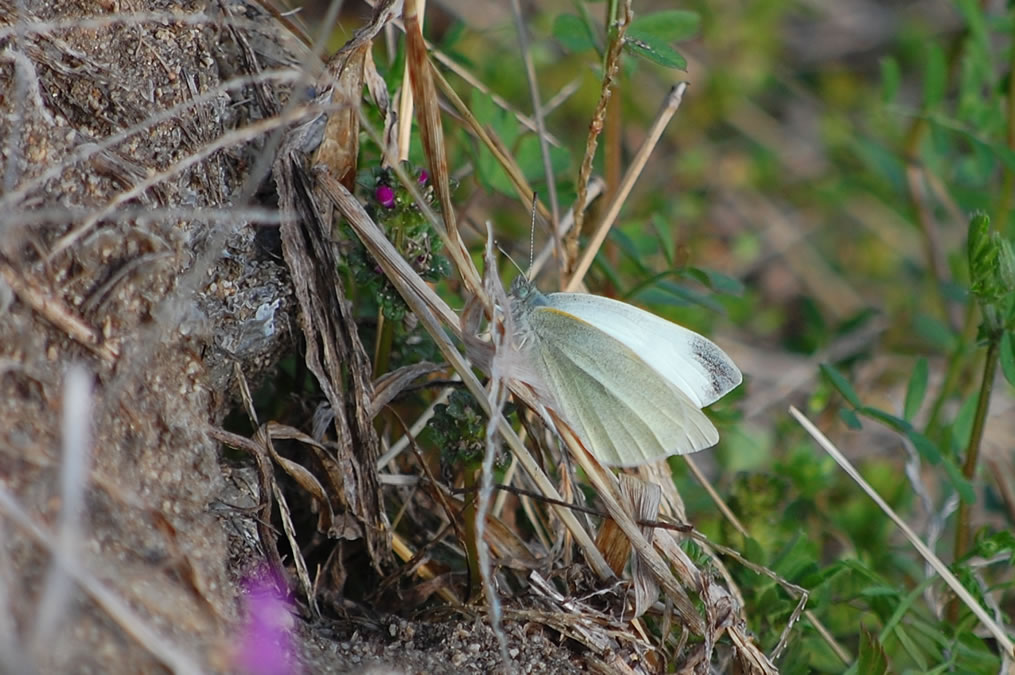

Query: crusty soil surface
[0,1,585,672]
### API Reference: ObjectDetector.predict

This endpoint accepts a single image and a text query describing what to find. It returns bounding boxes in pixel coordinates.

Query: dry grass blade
[376,385,454,468]
[790,405,1015,659]
[207,427,287,580]
[267,449,319,617]
[274,149,388,570]
[509,0,561,266]
[403,0,481,294]
[369,362,445,417]
[31,365,92,649]
[430,65,554,227]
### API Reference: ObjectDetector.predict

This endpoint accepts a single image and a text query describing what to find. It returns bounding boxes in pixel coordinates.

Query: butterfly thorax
[509,276,549,348]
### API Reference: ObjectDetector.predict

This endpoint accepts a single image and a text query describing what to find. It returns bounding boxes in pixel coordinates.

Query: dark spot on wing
[692,336,740,397]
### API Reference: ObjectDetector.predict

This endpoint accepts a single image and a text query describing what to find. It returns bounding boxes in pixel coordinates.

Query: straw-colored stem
[566,83,688,291]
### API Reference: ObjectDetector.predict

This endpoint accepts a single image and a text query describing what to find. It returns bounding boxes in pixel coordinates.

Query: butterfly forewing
[527,305,720,466]
[543,293,742,408]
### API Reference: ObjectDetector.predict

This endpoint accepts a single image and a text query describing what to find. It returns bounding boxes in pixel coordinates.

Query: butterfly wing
[526,305,721,466]
[544,293,742,407]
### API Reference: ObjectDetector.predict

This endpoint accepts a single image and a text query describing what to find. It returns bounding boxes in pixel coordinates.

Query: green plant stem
[373,310,394,380]
[998,26,1015,226]
[901,5,989,329]
[953,338,998,560]
[925,303,977,439]
[462,468,482,602]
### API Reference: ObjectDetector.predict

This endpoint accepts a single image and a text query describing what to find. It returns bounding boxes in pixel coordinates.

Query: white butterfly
[510,277,742,467]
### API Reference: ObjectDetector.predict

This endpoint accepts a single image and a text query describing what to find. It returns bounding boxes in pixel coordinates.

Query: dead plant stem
[567,0,631,276]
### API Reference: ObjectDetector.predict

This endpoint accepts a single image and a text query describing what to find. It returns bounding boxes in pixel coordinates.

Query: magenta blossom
[234,568,299,675]
[375,185,396,208]
[417,170,429,184]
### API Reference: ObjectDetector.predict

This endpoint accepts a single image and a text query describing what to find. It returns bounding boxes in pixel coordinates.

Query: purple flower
[375,185,396,208]
[417,170,429,184]
[234,568,298,675]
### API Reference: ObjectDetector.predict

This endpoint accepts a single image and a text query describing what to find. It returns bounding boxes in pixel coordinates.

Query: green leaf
[906,430,942,465]
[950,392,979,452]
[904,358,929,422]
[609,229,652,275]
[820,364,862,408]
[650,214,675,267]
[941,455,976,504]
[1001,331,1015,388]
[637,279,722,312]
[925,113,1015,171]
[514,135,571,184]
[628,10,701,42]
[859,407,912,433]
[685,267,745,296]
[840,408,863,430]
[553,13,597,53]
[967,211,1005,303]
[923,42,946,108]
[880,56,901,103]
[623,32,687,70]
[857,629,891,675]
[913,314,958,352]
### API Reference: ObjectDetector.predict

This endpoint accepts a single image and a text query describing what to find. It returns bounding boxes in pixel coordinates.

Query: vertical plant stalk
[566,0,631,281]
[925,303,977,438]
[952,339,999,563]
[509,0,562,271]
[461,468,482,601]
[373,312,394,379]
[566,84,687,291]
[601,0,623,296]
[998,26,1015,225]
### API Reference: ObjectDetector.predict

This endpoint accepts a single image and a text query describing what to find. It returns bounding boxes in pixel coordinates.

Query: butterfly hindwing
[527,305,719,466]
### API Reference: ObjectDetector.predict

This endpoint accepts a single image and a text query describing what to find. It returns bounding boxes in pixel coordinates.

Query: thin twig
[567,0,631,274]
[566,83,687,291]
[510,0,561,271]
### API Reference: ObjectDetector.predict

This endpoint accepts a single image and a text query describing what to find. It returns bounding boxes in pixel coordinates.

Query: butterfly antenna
[497,242,525,277]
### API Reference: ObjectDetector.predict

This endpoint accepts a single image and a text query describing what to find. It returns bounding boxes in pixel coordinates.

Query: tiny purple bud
[417,170,429,185]
[375,185,395,208]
